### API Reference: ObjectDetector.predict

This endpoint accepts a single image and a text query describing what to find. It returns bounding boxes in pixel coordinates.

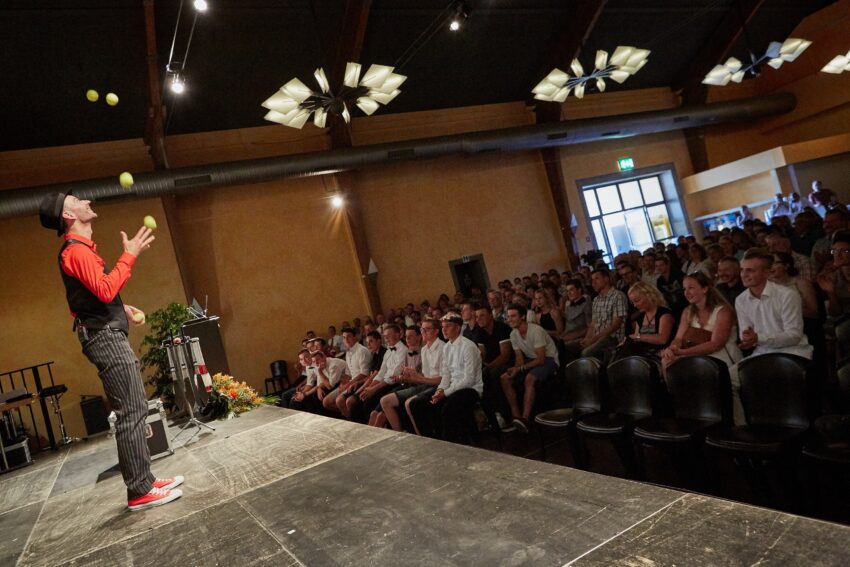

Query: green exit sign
[617,157,635,171]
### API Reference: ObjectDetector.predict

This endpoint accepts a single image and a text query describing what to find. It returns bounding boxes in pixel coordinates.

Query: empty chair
[632,356,731,489]
[801,360,850,522]
[576,356,653,478]
[534,358,602,466]
[704,353,810,510]
[265,360,289,395]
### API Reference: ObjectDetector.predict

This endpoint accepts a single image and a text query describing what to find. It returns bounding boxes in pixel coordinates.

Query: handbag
[682,327,712,348]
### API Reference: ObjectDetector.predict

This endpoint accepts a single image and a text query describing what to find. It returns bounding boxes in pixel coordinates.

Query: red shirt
[60,233,137,313]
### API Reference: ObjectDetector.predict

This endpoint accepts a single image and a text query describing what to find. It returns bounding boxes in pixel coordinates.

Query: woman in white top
[662,271,742,370]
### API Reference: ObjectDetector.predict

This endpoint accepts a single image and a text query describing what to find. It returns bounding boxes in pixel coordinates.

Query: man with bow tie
[350,325,408,421]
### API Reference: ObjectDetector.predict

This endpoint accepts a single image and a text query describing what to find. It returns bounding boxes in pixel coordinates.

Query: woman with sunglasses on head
[661,271,741,371]
[817,230,850,318]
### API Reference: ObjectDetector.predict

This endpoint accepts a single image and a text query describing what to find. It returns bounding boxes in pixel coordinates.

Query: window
[582,174,675,264]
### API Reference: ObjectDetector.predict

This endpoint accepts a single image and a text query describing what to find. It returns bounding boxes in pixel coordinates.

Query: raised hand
[121,226,155,257]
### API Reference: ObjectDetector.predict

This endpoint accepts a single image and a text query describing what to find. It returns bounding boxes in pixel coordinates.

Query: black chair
[834,315,850,362]
[704,353,810,510]
[575,356,653,478]
[534,358,602,466]
[265,360,289,395]
[801,360,850,522]
[632,356,731,489]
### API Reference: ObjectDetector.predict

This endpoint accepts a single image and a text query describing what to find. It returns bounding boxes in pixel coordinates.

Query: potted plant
[139,303,191,409]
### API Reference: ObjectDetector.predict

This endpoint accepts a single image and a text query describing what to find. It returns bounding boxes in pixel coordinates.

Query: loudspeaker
[80,395,110,436]
[182,316,230,376]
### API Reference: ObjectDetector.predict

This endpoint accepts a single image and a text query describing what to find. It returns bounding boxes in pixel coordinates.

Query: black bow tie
[409,351,419,356]
[389,347,397,351]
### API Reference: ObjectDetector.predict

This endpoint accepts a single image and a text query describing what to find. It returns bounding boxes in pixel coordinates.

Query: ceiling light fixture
[262,62,407,129]
[532,46,650,102]
[193,0,208,12]
[702,37,811,86]
[821,51,850,74]
[449,2,467,31]
[170,75,186,94]
[331,195,344,208]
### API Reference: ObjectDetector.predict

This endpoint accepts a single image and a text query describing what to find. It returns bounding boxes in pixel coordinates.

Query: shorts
[512,357,558,389]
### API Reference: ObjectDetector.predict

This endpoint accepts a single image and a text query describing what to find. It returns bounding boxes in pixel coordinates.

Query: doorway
[449,254,491,297]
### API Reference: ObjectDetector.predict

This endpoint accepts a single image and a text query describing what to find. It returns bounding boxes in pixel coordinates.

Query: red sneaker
[128,487,182,512]
[152,475,185,490]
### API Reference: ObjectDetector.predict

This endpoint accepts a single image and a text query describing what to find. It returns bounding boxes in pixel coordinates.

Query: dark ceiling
[0,0,834,152]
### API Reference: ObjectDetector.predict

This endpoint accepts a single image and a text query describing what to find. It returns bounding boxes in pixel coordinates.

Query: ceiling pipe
[0,92,795,219]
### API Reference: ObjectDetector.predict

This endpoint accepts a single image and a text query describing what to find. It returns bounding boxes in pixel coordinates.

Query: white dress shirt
[735,280,813,359]
[438,335,483,397]
[314,357,348,387]
[345,342,372,378]
[421,338,445,378]
[375,341,409,384]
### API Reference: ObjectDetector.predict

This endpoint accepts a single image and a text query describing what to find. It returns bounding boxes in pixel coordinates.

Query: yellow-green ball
[119,172,134,188]
[86,89,99,102]
[105,93,119,106]
[132,312,146,324]
[143,215,157,230]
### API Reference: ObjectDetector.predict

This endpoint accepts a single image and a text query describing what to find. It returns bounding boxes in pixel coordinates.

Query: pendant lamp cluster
[702,37,811,86]
[262,63,406,129]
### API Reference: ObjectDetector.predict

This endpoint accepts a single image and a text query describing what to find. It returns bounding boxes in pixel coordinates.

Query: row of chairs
[535,354,850,521]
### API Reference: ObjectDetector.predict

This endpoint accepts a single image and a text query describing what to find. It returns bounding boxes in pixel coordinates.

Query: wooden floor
[1,405,849,566]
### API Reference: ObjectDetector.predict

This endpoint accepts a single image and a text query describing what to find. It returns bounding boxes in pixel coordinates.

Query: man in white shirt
[732,249,813,423]
[327,325,344,356]
[323,327,371,414]
[500,303,560,433]
[351,325,408,420]
[290,351,349,413]
[378,324,441,432]
[409,313,482,443]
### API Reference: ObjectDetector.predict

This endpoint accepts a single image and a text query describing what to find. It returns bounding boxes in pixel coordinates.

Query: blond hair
[627,281,667,308]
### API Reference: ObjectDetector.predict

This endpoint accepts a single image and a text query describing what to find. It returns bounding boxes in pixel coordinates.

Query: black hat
[38,191,72,236]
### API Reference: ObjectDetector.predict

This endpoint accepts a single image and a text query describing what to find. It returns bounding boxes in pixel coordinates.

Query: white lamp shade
[371,72,407,95]
[286,109,311,129]
[533,92,555,102]
[356,97,380,115]
[263,110,288,124]
[262,91,300,113]
[360,64,394,88]
[723,57,743,72]
[731,70,746,83]
[780,38,811,61]
[314,68,330,93]
[313,107,327,128]
[609,45,633,67]
[596,77,606,92]
[574,82,586,99]
[532,80,559,97]
[343,62,362,88]
[570,58,585,77]
[595,50,609,71]
[609,69,631,84]
[821,54,850,74]
[767,57,785,70]
[545,68,569,86]
[281,77,313,103]
[552,86,571,102]
[702,65,732,86]
[370,89,401,105]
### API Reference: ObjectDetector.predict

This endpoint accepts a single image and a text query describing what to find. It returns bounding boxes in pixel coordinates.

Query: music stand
[164,337,215,448]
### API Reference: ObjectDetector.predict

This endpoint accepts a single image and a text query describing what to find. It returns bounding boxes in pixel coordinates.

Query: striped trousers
[82,328,154,499]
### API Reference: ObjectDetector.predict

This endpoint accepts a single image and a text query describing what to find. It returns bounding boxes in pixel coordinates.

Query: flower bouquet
[207,373,277,420]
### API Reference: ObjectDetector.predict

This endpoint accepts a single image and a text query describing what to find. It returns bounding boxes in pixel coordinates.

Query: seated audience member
[561,278,593,361]
[324,327,372,414]
[360,321,376,345]
[459,299,478,339]
[809,179,834,217]
[765,228,813,281]
[500,303,560,432]
[488,289,508,323]
[369,326,421,428]
[378,319,444,433]
[768,193,791,221]
[718,235,738,261]
[532,288,564,339]
[579,269,628,360]
[788,190,811,218]
[791,210,824,257]
[812,208,849,274]
[640,251,659,286]
[771,252,819,320]
[279,349,313,408]
[715,256,746,306]
[662,271,741,372]
[620,282,675,359]
[409,313,483,443]
[730,228,754,259]
[817,230,850,317]
[337,330,386,418]
[733,249,813,423]
[348,325,408,421]
[375,313,388,334]
[291,351,348,413]
[327,325,343,356]
[471,304,513,429]
[706,244,723,278]
[654,255,686,316]
[683,243,713,277]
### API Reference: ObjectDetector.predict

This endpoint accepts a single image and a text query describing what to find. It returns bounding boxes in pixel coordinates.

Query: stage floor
[1,405,849,566]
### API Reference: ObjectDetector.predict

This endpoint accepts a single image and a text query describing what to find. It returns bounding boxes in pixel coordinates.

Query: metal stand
[164,338,215,448]
[41,385,79,446]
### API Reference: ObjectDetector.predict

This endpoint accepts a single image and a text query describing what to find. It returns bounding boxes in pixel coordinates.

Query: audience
[621,282,675,359]
[471,304,513,430]
[580,269,627,359]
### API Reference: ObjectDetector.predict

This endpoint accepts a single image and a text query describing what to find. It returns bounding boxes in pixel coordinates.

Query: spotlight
[170,76,185,94]
[193,0,208,12]
[449,2,467,31]
[331,195,344,208]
